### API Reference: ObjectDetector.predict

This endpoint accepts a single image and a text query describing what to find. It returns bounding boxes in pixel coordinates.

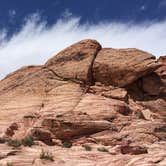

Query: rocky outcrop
[0,39,165,166]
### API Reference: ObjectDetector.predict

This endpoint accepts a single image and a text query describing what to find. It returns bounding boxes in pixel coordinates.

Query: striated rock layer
[0,39,165,166]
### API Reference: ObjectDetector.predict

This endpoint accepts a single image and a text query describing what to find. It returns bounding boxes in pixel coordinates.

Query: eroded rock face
[0,39,165,166]
[140,99,166,117]
[156,55,166,96]
[142,73,162,95]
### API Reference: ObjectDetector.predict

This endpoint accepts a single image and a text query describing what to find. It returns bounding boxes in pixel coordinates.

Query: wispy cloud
[9,9,16,18]
[62,9,73,18]
[0,30,7,43]
[0,13,166,79]
[8,9,16,24]
[140,5,146,11]
[159,0,166,8]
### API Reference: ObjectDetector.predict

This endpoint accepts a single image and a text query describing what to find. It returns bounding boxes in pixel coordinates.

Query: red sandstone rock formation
[0,39,165,165]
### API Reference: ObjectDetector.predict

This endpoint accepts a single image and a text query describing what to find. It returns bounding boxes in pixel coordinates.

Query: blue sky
[0,0,166,79]
[1,0,166,36]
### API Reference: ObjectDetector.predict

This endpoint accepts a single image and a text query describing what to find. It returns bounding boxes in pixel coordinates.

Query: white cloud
[140,5,146,11]
[61,9,72,18]
[0,14,166,79]
[9,9,16,17]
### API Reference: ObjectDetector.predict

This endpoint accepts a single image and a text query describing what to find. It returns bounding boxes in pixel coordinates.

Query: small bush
[97,147,109,152]
[82,144,92,151]
[40,149,54,161]
[7,139,21,148]
[62,141,72,148]
[56,114,63,118]
[24,115,36,118]
[0,138,6,144]
[163,117,166,123]
[21,135,34,147]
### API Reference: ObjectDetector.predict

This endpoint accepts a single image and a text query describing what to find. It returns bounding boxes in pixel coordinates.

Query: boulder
[45,39,101,84]
[88,84,128,101]
[141,109,154,121]
[30,128,54,145]
[36,94,131,141]
[120,145,148,155]
[93,48,160,87]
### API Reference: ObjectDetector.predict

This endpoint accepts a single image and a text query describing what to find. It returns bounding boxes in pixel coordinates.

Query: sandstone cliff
[0,39,165,166]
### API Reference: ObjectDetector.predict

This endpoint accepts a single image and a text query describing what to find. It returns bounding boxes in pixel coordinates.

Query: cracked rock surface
[0,39,165,166]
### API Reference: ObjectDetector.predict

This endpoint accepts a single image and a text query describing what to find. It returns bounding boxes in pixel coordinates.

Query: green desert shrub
[163,117,166,123]
[62,141,72,148]
[7,139,22,148]
[21,135,34,147]
[97,147,109,152]
[0,137,6,144]
[40,149,54,161]
[7,135,34,148]
[82,144,92,151]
